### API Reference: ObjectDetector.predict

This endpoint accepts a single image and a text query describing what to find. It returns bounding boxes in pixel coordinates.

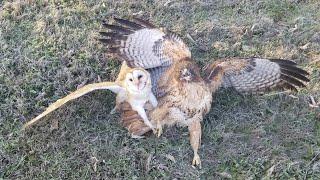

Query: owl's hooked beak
[134,77,147,90]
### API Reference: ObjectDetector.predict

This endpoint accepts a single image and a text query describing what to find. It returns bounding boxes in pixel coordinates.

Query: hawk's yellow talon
[192,153,201,168]
[153,125,163,137]
[157,126,163,137]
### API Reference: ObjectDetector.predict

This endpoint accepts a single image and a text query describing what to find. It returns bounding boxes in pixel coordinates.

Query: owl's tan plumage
[23,61,157,131]
[100,17,309,167]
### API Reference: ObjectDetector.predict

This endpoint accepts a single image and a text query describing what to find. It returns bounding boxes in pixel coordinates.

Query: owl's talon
[145,122,156,132]
[109,107,117,115]
[150,127,156,134]
[131,134,145,139]
[192,153,201,168]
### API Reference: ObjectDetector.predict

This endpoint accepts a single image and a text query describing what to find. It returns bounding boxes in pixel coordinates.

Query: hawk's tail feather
[119,102,152,136]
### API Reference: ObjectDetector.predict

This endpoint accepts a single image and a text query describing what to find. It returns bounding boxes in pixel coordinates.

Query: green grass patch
[1,0,319,179]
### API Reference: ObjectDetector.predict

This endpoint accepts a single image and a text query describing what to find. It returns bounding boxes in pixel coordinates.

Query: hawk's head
[177,61,201,83]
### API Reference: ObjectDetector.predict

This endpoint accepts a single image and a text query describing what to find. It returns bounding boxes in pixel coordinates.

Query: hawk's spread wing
[148,66,170,98]
[23,82,124,129]
[204,58,309,93]
[99,17,191,96]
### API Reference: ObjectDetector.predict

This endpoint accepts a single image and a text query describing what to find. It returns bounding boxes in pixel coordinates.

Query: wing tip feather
[280,74,306,88]
[132,17,156,28]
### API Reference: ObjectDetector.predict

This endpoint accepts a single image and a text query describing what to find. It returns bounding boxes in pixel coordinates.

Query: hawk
[98,17,309,167]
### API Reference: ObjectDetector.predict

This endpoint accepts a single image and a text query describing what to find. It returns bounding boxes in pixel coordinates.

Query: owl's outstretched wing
[99,17,190,96]
[23,82,124,129]
[204,57,309,93]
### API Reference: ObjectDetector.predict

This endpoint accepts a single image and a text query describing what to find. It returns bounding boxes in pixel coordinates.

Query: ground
[1,0,320,179]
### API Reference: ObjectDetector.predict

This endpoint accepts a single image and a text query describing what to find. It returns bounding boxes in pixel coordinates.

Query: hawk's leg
[188,120,202,168]
[150,96,161,137]
[149,105,169,137]
[155,123,163,138]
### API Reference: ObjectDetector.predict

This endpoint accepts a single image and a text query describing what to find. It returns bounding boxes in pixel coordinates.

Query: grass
[1,0,320,179]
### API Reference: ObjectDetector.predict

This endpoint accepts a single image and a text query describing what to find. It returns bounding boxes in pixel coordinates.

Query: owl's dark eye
[138,75,143,79]
[129,78,133,81]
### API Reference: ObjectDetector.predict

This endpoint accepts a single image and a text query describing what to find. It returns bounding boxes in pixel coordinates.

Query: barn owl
[99,17,309,167]
[23,61,158,131]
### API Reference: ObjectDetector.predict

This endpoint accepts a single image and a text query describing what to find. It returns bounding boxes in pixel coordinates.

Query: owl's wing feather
[99,17,191,69]
[23,82,124,129]
[204,58,309,93]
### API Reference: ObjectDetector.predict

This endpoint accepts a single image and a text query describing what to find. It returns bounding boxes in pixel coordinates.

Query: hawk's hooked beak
[180,68,193,81]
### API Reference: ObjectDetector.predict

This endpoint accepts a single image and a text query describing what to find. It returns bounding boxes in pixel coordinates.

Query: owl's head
[125,69,151,94]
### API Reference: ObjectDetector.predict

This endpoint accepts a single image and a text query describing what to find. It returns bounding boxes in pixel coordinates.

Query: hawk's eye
[138,75,143,79]
[129,78,133,81]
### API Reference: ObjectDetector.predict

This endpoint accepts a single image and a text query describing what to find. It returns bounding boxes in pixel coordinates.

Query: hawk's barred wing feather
[148,66,170,98]
[99,18,190,66]
[99,18,169,68]
[204,58,309,93]
[99,17,191,95]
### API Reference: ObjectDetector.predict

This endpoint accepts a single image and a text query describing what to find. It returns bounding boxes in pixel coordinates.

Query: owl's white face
[125,69,150,93]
